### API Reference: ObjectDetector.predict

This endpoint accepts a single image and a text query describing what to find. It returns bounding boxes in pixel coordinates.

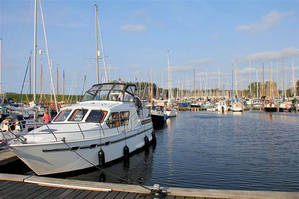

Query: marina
[1,0,299,198]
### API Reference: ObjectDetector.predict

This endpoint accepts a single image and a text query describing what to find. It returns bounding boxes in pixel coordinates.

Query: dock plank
[0,174,299,199]
[41,188,67,199]
[104,191,120,199]
[123,193,138,199]
[4,183,38,199]
[113,192,129,199]
[56,188,74,199]
[82,191,101,199]
[72,190,93,199]
[26,186,54,199]
[61,189,84,199]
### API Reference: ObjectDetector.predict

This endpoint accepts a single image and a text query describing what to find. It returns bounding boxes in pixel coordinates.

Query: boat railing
[2,108,151,143]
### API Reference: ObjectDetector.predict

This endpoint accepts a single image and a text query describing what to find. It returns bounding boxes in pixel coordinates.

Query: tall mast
[262,64,265,97]
[167,49,172,100]
[33,0,37,102]
[193,68,196,98]
[150,66,153,102]
[39,64,43,102]
[235,59,238,98]
[256,69,259,98]
[94,4,100,84]
[292,63,296,97]
[249,60,252,98]
[56,67,59,97]
[97,4,108,82]
[0,39,2,94]
[62,70,65,102]
[232,62,234,99]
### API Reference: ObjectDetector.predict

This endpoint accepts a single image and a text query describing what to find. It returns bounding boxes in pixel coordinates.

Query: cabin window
[53,110,71,122]
[120,111,130,126]
[85,110,107,123]
[106,112,120,128]
[68,109,88,121]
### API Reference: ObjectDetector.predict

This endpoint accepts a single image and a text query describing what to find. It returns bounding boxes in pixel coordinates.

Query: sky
[1,0,299,94]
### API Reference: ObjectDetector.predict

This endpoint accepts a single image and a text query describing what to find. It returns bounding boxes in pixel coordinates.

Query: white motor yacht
[9,83,154,175]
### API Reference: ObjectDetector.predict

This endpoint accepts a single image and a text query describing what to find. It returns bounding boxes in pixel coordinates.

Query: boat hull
[264,107,277,112]
[10,126,153,175]
[151,114,165,130]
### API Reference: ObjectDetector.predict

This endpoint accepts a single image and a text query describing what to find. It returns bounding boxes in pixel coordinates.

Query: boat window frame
[106,112,120,128]
[53,109,72,122]
[67,109,89,122]
[85,110,108,123]
[120,111,130,126]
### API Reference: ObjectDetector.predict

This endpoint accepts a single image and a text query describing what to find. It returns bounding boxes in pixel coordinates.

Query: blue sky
[1,0,299,94]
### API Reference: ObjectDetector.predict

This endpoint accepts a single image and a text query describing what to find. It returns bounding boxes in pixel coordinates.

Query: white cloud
[248,47,299,62]
[121,24,147,32]
[236,11,294,32]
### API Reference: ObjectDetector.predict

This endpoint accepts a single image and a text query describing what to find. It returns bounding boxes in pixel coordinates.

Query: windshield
[68,109,88,121]
[53,110,71,122]
[81,84,133,102]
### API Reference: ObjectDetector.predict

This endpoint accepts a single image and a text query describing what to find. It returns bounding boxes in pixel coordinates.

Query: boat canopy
[82,83,137,102]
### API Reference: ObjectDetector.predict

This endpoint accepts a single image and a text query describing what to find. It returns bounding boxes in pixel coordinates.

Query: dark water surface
[66,111,299,191]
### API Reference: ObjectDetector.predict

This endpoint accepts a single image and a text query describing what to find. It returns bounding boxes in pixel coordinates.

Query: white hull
[11,125,153,175]
[232,103,244,112]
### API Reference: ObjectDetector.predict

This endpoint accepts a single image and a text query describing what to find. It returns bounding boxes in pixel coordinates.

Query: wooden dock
[0,173,298,199]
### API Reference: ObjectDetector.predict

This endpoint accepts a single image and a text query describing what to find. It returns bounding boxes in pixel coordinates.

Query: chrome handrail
[45,124,58,142]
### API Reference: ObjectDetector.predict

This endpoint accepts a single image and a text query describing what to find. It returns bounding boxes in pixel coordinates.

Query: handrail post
[77,123,85,139]
[45,124,58,142]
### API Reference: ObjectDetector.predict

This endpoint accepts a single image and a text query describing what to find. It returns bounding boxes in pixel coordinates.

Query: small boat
[264,103,278,112]
[9,83,154,175]
[165,105,177,118]
[279,101,292,112]
[231,102,243,112]
[151,106,166,130]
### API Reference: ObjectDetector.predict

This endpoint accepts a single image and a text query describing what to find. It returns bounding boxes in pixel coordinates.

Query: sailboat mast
[39,64,43,102]
[292,63,296,97]
[56,67,59,97]
[97,5,108,82]
[62,70,65,102]
[33,0,37,102]
[193,68,196,98]
[94,4,100,84]
[0,39,2,94]
[262,64,265,97]
[167,49,172,100]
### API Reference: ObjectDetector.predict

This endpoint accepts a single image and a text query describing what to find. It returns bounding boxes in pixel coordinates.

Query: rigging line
[20,56,31,103]
[39,0,58,111]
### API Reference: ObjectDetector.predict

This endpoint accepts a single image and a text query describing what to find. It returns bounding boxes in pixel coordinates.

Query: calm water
[4,111,299,191]
[66,111,299,191]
